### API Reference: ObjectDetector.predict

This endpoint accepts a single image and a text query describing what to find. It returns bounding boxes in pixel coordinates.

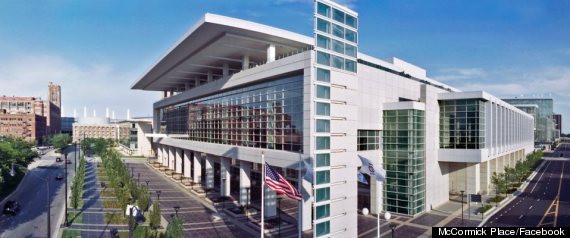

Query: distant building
[61,117,75,135]
[503,98,555,144]
[72,117,129,143]
[117,118,153,157]
[0,83,62,142]
[553,113,562,138]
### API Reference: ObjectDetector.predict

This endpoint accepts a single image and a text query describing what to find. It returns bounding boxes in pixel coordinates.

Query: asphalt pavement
[483,143,570,227]
[0,146,79,238]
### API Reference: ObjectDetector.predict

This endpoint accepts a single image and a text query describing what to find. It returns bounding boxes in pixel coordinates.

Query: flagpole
[298,158,302,238]
[261,151,265,238]
[377,180,381,238]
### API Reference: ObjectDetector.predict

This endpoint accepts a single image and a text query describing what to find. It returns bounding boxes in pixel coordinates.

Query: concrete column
[242,54,250,70]
[370,179,380,214]
[466,163,481,194]
[267,44,276,62]
[222,63,229,77]
[193,152,202,185]
[183,150,191,178]
[480,161,489,194]
[205,154,214,189]
[207,71,213,82]
[162,91,168,98]
[239,161,252,206]
[176,148,183,174]
[300,173,312,231]
[157,145,163,164]
[264,185,277,217]
[220,157,231,197]
[169,147,175,170]
[162,145,168,166]
[185,81,191,91]
[498,156,504,173]
[194,79,200,87]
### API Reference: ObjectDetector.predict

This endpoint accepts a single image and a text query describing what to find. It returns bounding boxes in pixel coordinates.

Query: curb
[477,160,546,227]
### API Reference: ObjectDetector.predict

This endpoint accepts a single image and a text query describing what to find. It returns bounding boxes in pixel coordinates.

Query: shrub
[149,202,162,230]
[165,216,183,238]
[480,204,493,214]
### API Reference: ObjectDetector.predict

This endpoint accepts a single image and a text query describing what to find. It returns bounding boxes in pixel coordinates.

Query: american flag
[265,162,302,201]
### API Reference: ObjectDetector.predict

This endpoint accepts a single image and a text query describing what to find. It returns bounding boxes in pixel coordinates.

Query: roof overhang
[131,13,313,91]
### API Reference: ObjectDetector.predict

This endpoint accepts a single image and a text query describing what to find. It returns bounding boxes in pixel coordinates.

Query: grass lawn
[61,229,82,238]
[104,212,129,224]
[68,211,84,224]
[102,200,123,209]
[99,189,116,197]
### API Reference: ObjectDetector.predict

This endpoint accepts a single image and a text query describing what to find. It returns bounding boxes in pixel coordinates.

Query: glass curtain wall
[383,109,425,215]
[161,75,304,153]
[439,99,486,149]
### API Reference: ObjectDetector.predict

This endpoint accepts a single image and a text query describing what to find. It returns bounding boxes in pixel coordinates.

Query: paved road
[483,144,570,227]
[0,147,79,238]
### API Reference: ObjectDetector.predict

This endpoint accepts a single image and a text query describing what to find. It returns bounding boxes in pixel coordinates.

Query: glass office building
[503,98,554,143]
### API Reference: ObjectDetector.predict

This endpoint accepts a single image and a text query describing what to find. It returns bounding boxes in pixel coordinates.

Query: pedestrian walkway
[130,162,251,238]
[63,161,129,238]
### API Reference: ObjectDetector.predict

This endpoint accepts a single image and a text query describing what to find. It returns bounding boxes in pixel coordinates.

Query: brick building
[0,83,62,142]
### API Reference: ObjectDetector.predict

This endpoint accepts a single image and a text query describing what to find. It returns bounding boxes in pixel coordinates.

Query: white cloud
[432,68,486,82]
[0,54,157,118]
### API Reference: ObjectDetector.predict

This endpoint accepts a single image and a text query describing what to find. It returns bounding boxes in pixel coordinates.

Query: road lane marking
[531,161,551,193]
[529,206,533,210]
[553,162,565,227]
[519,215,524,219]
[537,199,540,201]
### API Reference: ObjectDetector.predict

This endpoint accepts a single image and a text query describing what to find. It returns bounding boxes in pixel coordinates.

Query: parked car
[55,174,64,180]
[3,201,21,216]
[56,157,62,162]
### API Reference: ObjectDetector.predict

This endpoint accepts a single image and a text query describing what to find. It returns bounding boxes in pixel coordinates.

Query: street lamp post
[156,190,162,201]
[64,152,68,227]
[460,190,465,225]
[145,180,150,190]
[131,167,134,178]
[384,212,392,238]
[74,142,77,172]
[174,206,180,216]
[138,173,140,185]
[389,222,397,238]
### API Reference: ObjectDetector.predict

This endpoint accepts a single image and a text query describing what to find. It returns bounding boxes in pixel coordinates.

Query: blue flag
[357,171,368,184]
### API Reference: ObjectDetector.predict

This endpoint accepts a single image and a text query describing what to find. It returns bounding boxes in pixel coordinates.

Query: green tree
[149,202,162,230]
[165,216,183,238]
[49,134,71,152]
[504,166,516,188]
[491,172,506,195]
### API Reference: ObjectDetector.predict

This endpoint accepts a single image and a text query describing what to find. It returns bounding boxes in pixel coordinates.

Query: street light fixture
[174,206,180,216]
[384,212,392,238]
[145,180,150,190]
[156,190,162,201]
[460,190,465,225]
[64,152,69,227]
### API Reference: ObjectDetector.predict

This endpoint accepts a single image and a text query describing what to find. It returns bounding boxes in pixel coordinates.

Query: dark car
[56,157,62,162]
[55,174,64,180]
[3,201,21,215]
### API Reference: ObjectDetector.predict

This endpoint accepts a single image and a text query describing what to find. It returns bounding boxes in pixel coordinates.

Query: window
[331,55,344,70]
[315,187,330,202]
[332,39,344,54]
[316,204,330,219]
[316,170,330,184]
[316,51,330,66]
[345,15,357,28]
[316,221,330,237]
[316,102,330,116]
[345,59,356,72]
[345,29,357,43]
[316,68,330,82]
[332,24,344,38]
[317,18,330,33]
[317,2,330,17]
[316,136,330,150]
[316,85,330,99]
[316,153,330,167]
[316,119,330,132]
[345,44,356,57]
[358,130,380,151]
[332,8,345,23]
[317,34,330,49]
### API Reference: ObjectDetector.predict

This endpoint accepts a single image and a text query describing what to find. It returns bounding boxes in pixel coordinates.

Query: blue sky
[0,0,568,132]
